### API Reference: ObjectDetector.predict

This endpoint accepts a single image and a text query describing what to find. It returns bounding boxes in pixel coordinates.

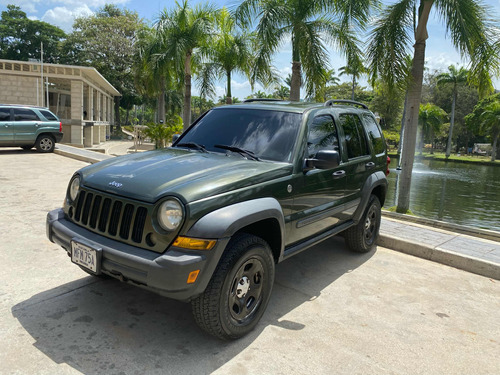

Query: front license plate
[71,241,100,273]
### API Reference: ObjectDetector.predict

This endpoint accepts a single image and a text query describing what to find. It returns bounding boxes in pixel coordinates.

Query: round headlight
[157,199,183,231]
[69,176,80,201]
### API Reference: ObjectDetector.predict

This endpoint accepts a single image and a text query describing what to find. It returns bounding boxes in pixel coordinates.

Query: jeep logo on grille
[108,181,123,188]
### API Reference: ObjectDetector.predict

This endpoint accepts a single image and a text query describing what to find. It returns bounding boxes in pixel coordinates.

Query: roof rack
[242,98,284,103]
[324,99,368,110]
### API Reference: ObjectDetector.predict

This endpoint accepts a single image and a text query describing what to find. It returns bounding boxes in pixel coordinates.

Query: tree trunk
[445,89,456,158]
[351,75,355,100]
[396,1,433,214]
[158,77,166,125]
[226,70,232,105]
[114,96,121,130]
[290,61,301,101]
[182,51,192,130]
[491,129,499,161]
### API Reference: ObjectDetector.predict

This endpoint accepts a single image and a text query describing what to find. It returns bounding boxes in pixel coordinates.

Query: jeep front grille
[72,190,148,244]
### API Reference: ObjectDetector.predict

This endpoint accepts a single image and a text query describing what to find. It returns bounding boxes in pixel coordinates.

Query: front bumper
[46,208,229,301]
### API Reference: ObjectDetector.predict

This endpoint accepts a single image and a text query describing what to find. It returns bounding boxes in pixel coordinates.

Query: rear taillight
[386,156,390,176]
[59,122,62,132]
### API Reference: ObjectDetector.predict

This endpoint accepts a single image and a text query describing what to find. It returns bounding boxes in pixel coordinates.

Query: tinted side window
[339,114,368,159]
[0,108,10,121]
[307,115,339,158]
[14,108,40,121]
[40,110,58,121]
[363,115,385,155]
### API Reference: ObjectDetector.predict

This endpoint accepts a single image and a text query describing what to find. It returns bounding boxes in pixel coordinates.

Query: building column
[89,86,94,121]
[93,124,101,144]
[96,91,101,121]
[84,126,93,147]
[70,80,84,145]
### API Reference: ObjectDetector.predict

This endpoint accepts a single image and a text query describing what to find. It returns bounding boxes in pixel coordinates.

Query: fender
[186,197,285,253]
[353,171,387,223]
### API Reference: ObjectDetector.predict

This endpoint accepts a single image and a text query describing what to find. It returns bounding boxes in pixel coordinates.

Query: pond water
[385,158,500,232]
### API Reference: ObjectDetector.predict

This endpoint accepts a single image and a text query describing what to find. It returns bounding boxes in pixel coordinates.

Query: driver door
[288,114,347,244]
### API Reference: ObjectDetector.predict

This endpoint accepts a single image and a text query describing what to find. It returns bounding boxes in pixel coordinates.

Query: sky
[2,0,500,100]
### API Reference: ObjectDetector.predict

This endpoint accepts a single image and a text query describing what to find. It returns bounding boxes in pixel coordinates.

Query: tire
[344,194,381,253]
[35,134,55,153]
[191,233,275,340]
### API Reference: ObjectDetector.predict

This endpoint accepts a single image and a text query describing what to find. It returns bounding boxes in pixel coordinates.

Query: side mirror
[305,150,340,171]
[172,134,180,144]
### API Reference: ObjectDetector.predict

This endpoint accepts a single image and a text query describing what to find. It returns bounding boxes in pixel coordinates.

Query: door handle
[35,123,40,127]
[332,170,346,179]
[365,162,375,169]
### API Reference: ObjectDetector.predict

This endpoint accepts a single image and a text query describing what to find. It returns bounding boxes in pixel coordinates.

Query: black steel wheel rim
[364,204,378,245]
[228,257,265,325]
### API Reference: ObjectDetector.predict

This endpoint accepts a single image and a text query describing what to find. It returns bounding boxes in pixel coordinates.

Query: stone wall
[0,74,40,105]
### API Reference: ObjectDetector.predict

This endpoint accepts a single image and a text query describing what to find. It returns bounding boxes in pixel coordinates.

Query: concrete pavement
[1,148,499,374]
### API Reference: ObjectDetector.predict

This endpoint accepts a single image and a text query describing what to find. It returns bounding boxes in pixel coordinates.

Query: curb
[54,147,113,164]
[378,234,500,280]
[382,211,500,242]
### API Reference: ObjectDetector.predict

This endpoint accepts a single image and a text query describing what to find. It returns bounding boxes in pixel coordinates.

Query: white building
[0,59,120,147]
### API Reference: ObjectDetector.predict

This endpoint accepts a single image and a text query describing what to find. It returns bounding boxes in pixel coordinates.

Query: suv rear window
[363,115,385,155]
[339,114,369,159]
[177,108,301,162]
[0,108,10,121]
[14,108,40,121]
[39,110,58,121]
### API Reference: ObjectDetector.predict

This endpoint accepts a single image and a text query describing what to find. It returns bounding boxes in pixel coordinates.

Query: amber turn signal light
[173,236,216,250]
[187,270,200,284]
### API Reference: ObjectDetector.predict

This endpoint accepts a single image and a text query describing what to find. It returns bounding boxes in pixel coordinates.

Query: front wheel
[35,135,55,153]
[191,233,275,340]
[344,194,381,253]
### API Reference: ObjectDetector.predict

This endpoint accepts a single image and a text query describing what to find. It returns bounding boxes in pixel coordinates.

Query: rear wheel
[191,233,275,340]
[35,135,55,153]
[344,194,381,253]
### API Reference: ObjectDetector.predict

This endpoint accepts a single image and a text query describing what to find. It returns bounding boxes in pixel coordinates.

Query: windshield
[176,108,302,162]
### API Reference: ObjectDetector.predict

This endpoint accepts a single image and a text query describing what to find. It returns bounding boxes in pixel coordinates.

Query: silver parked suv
[0,104,63,152]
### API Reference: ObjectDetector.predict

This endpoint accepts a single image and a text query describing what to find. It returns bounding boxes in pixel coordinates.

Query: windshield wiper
[214,144,260,161]
[176,142,208,153]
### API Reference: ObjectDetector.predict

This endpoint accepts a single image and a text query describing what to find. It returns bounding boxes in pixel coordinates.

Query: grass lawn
[388,150,499,166]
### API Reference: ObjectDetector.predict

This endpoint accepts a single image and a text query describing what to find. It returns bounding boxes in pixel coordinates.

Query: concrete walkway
[53,143,500,280]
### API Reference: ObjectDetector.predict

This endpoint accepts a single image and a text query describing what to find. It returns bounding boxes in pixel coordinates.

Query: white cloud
[0,0,41,13]
[42,5,93,32]
[47,0,129,7]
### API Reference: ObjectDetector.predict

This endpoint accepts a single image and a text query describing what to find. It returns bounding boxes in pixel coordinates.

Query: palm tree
[367,0,498,213]
[418,103,447,155]
[339,58,366,100]
[436,65,469,158]
[479,101,500,161]
[156,0,215,129]
[235,0,371,101]
[198,7,254,105]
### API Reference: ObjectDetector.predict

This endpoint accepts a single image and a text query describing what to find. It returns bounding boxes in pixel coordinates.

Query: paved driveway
[1,148,499,375]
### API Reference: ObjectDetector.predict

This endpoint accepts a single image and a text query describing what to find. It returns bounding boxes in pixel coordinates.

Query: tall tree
[236,0,372,101]
[466,93,500,161]
[339,58,366,100]
[436,65,469,158]
[367,0,498,213]
[0,5,66,62]
[418,103,447,154]
[156,0,215,129]
[197,7,253,104]
[66,4,144,127]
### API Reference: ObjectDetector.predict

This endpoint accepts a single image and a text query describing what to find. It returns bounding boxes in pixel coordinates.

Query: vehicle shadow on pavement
[12,236,373,374]
[0,148,38,155]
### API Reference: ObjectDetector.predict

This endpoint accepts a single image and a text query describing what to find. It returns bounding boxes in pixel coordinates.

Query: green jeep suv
[47,99,389,339]
[0,104,63,152]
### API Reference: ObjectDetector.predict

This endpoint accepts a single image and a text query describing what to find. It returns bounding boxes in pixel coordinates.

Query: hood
[80,148,292,203]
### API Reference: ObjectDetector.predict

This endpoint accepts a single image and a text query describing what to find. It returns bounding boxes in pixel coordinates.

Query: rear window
[338,114,369,159]
[39,110,58,121]
[177,108,302,162]
[363,115,385,155]
[14,108,40,121]
[0,108,10,121]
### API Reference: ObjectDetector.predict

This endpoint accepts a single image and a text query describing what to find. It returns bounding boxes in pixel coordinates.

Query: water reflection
[386,158,500,231]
